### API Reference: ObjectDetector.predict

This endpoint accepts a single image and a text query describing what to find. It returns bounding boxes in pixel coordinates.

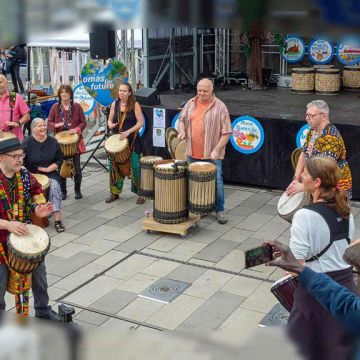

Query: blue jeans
[187,156,225,212]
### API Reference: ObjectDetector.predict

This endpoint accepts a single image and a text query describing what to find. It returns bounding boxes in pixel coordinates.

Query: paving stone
[97,199,138,219]
[90,289,137,314]
[93,250,129,267]
[106,214,140,228]
[146,294,205,330]
[218,307,265,332]
[50,232,79,248]
[224,198,244,211]
[115,232,162,253]
[64,275,123,307]
[220,228,253,243]
[221,275,263,297]
[266,195,282,206]
[206,214,244,233]
[46,273,62,287]
[75,225,136,244]
[167,264,207,284]
[117,272,159,294]
[50,242,90,258]
[227,206,256,217]
[255,205,278,216]
[62,201,92,215]
[147,235,184,252]
[189,228,223,244]
[100,318,138,330]
[77,239,119,256]
[236,236,268,251]
[70,209,100,221]
[188,258,216,267]
[253,216,290,240]
[47,286,68,301]
[184,269,233,299]
[122,204,151,218]
[75,310,110,326]
[170,240,207,258]
[178,291,245,330]
[243,193,275,209]
[118,298,165,323]
[78,189,111,205]
[194,239,239,262]
[141,259,182,277]
[45,254,65,268]
[226,190,254,201]
[236,213,274,232]
[65,216,109,236]
[214,249,245,272]
[47,252,99,277]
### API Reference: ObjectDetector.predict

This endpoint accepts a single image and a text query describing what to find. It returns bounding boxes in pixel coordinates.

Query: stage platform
[158,86,360,126]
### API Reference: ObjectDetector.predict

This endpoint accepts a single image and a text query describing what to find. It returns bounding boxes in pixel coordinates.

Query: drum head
[166,127,179,158]
[189,162,216,173]
[0,132,16,141]
[55,131,79,144]
[277,191,310,220]
[33,173,50,190]
[9,224,49,257]
[140,156,163,164]
[104,135,129,153]
[175,140,186,160]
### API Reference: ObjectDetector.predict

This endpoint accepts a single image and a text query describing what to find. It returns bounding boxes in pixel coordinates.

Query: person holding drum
[285,156,356,360]
[0,136,61,321]
[177,78,232,224]
[48,84,86,200]
[23,118,65,233]
[287,100,352,199]
[105,83,145,204]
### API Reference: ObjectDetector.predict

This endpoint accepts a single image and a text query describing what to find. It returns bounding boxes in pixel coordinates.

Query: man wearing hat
[0,137,61,320]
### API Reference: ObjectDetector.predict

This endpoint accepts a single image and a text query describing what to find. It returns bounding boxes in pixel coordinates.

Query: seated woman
[23,118,65,232]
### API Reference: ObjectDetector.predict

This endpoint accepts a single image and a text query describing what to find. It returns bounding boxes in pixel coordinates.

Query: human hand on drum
[210,149,220,160]
[6,221,30,236]
[68,129,77,135]
[108,122,117,130]
[286,180,304,196]
[119,130,130,140]
[54,122,65,129]
[177,131,185,141]
[35,202,53,218]
[264,240,304,274]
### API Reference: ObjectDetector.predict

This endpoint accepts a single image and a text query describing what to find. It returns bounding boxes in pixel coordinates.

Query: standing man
[287,100,352,199]
[178,78,232,224]
[0,74,30,141]
[7,45,25,94]
[0,136,61,321]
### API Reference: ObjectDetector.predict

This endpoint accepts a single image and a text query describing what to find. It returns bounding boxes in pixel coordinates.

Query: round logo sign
[296,124,310,148]
[282,36,306,63]
[171,113,180,130]
[308,38,334,64]
[73,84,96,116]
[230,116,264,154]
[336,37,360,65]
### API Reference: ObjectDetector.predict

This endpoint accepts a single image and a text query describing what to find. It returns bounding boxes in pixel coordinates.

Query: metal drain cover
[138,278,190,304]
[258,303,289,327]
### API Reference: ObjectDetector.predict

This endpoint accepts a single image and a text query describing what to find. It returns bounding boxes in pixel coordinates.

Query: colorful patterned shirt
[302,123,352,197]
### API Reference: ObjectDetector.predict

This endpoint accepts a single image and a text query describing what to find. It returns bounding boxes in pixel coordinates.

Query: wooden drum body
[271,275,299,312]
[6,224,50,275]
[139,156,163,199]
[55,131,79,158]
[343,66,360,91]
[153,160,188,224]
[277,191,310,223]
[315,68,340,95]
[188,162,216,215]
[291,67,315,93]
[31,174,50,228]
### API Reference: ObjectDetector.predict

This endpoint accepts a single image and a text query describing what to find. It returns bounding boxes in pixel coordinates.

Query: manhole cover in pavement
[258,303,289,327]
[138,278,190,304]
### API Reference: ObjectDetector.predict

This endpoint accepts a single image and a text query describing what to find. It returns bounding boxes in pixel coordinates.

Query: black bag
[17,46,27,64]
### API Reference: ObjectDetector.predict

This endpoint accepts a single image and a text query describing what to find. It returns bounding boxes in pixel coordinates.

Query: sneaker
[216,211,228,225]
[105,194,119,203]
[36,309,62,322]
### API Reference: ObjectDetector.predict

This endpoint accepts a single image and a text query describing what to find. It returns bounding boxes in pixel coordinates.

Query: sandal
[136,196,146,205]
[55,221,65,233]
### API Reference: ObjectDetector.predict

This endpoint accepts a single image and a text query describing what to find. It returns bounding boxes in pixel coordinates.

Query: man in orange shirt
[178,78,232,224]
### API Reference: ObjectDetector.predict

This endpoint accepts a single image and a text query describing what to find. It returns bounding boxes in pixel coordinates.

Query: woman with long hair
[288,156,356,360]
[105,83,145,204]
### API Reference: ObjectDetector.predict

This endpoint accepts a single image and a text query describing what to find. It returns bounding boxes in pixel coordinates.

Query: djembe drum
[153,160,188,224]
[277,191,310,223]
[188,162,216,215]
[31,174,50,228]
[139,156,163,199]
[6,224,50,294]
[105,135,131,177]
[55,131,79,178]
[270,274,299,312]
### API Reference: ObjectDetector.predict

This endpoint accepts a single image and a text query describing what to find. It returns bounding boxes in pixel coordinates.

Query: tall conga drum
[139,156,163,199]
[104,135,131,177]
[315,68,340,95]
[291,67,315,94]
[31,174,50,228]
[188,162,216,215]
[153,160,188,224]
[343,66,360,91]
[55,131,79,178]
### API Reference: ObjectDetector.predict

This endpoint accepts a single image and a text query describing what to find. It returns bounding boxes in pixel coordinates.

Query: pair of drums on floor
[139,157,217,224]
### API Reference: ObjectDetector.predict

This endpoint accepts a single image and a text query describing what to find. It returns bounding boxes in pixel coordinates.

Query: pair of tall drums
[139,156,217,224]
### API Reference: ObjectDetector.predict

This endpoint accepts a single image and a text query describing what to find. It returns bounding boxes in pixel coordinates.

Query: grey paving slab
[255,204,278,216]
[89,289,137,314]
[46,273,63,287]
[240,193,275,209]
[194,239,239,262]
[62,201,93,215]
[46,252,99,277]
[266,194,282,206]
[76,189,111,205]
[206,214,245,233]
[167,264,208,284]
[237,237,268,251]
[106,214,140,228]
[65,216,110,236]
[45,254,68,268]
[220,228,253,243]
[178,291,246,330]
[226,190,254,201]
[253,216,290,240]
[74,309,110,326]
[122,203,151,218]
[115,232,162,253]
[189,228,224,244]
[50,232,79,248]
[70,209,100,221]
[226,206,256,217]
[236,213,274,232]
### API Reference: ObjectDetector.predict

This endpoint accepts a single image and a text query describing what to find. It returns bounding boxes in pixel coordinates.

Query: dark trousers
[60,154,82,193]
[0,261,51,316]
[9,62,24,93]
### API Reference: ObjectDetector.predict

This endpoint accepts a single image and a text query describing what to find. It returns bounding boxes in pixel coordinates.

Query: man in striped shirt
[178,78,232,224]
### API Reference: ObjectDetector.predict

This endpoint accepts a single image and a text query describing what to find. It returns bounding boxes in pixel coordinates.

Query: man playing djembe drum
[0,137,61,321]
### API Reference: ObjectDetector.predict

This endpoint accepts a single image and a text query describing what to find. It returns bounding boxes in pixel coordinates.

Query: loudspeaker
[89,30,116,59]
[134,87,161,106]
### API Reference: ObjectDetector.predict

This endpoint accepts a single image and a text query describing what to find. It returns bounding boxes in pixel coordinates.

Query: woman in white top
[288,156,356,360]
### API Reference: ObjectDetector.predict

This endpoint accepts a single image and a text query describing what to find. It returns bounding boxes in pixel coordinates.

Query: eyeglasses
[4,153,25,161]
[306,112,323,119]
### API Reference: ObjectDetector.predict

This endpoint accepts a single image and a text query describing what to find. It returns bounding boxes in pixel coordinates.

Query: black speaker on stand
[134,87,161,106]
[89,23,116,59]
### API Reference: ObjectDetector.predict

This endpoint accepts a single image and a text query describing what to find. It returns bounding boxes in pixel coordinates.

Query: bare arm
[107,102,117,129]
[294,152,305,181]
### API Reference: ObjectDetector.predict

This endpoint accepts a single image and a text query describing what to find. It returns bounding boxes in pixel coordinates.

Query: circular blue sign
[296,124,310,148]
[308,38,334,64]
[73,84,96,116]
[336,37,360,65]
[282,35,306,63]
[171,113,180,130]
[230,116,265,154]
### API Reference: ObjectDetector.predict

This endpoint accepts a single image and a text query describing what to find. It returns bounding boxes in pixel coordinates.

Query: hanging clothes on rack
[30,47,35,85]
[36,47,44,85]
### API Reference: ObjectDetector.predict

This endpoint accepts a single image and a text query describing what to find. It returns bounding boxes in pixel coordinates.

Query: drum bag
[60,159,77,179]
